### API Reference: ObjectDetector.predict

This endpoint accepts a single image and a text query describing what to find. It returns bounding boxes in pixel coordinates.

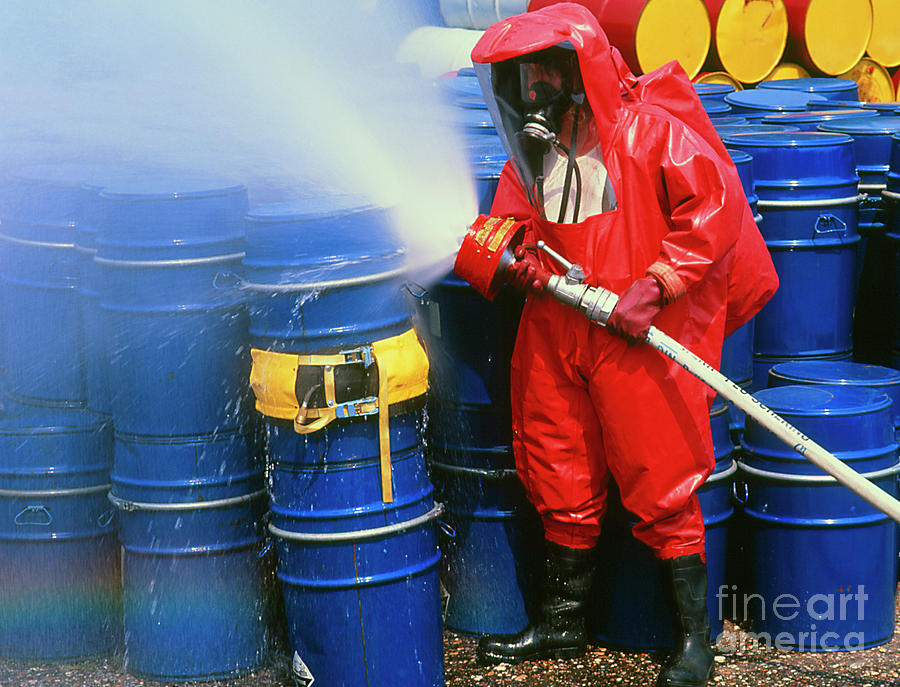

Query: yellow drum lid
[802,0,872,75]
[839,58,896,103]
[635,0,711,78]
[763,62,811,80]
[866,0,900,68]
[695,71,743,89]
[715,0,788,84]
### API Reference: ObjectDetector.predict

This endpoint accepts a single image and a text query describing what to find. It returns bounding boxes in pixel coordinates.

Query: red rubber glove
[607,277,664,344]
[505,244,547,295]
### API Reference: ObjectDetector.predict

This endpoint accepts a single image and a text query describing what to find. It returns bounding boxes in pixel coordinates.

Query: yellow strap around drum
[249,328,429,503]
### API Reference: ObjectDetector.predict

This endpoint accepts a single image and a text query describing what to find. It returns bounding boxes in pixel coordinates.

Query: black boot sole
[477,645,586,666]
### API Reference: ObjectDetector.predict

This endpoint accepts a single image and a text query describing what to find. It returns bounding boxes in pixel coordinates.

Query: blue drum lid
[769,361,900,388]
[723,131,854,148]
[716,124,802,139]
[0,215,77,244]
[807,99,866,110]
[752,384,892,417]
[3,164,126,223]
[437,74,483,100]
[819,116,900,136]
[724,89,827,112]
[694,82,735,98]
[757,78,859,99]
[703,101,731,115]
[447,105,496,132]
[98,175,245,201]
[708,115,748,126]
[455,96,488,110]
[761,109,876,126]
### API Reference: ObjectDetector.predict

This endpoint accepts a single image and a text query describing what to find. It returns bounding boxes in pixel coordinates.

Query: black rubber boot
[476,540,595,665]
[657,554,715,687]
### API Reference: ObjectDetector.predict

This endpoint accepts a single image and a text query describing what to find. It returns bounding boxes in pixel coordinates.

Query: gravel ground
[1,589,898,687]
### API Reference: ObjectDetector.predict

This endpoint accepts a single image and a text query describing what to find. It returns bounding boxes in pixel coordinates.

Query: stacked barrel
[722,130,860,389]
[97,177,269,681]
[243,196,443,687]
[0,166,122,661]
[737,383,898,649]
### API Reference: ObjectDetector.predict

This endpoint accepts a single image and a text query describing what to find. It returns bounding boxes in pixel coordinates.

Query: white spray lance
[453,214,900,524]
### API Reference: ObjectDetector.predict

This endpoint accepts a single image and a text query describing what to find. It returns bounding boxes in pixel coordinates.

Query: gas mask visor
[475,45,581,207]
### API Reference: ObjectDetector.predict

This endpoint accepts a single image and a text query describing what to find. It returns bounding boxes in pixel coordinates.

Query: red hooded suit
[470,4,778,557]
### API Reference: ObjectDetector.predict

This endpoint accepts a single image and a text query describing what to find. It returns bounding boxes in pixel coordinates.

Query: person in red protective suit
[460,4,778,687]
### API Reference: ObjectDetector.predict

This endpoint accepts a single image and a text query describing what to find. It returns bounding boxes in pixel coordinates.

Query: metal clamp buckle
[332,397,380,418]
[338,344,375,367]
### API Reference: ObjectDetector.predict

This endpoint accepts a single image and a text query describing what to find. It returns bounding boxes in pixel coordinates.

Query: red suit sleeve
[645,120,742,305]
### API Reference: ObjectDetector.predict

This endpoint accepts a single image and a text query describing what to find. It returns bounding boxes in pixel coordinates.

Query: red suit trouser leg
[510,301,713,558]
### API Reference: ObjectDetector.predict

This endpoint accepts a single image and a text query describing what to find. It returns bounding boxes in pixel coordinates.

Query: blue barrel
[709,115,748,126]
[761,109,877,131]
[245,196,443,687]
[0,407,121,660]
[752,351,852,392]
[0,215,85,406]
[757,77,860,102]
[95,176,251,436]
[448,97,499,140]
[439,0,526,29]
[717,124,802,138]
[768,361,900,437]
[110,490,270,680]
[884,134,900,363]
[738,385,899,650]
[694,82,735,104]
[436,71,483,101]
[723,132,860,359]
[724,90,828,123]
[467,139,507,215]
[0,164,131,409]
[111,426,264,503]
[821,118,900,366]
[590,401,735,648]
[703,101,732,117]
[267,414,443,686]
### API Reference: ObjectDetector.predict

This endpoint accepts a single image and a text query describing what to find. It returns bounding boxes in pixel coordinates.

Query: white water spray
[0,0,478,286]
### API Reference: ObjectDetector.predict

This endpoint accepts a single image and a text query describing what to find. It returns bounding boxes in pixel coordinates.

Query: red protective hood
[471,3,626,158]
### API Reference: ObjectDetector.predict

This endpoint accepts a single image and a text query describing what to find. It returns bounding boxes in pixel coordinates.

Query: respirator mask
[488,46,584,221]
[514,55,577,182]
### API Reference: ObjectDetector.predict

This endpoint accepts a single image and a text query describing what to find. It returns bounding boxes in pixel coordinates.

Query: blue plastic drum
[95,176,251,437]
[738,385,899,650]
[243,197,410,354]
[723,133,860,358]
[724,90,827,123]
[111,489,270,680]
[245,196,443,687]
[0,405,120,660]
[0,216,85,406]
[266,414,443,687]
[761,109,877,131]
[752,351,852,392]
[757,77,860,102]
[768,361,900,437]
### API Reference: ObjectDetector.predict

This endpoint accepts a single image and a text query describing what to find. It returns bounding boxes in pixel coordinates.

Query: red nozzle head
[454,214,527,300]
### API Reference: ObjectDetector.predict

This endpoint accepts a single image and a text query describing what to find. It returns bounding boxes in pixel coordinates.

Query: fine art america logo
[715,585,870,651]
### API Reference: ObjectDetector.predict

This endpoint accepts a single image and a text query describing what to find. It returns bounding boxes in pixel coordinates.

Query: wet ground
[1,589,898,687]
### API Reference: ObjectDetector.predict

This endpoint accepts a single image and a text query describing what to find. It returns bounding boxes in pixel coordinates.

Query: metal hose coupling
[537,241,619,326]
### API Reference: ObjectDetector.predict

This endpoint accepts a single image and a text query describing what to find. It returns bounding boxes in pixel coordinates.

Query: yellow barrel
[763,62,811,81]
[598,0,711,78]
[695,71,743,90]
[867,0,900,69]
[839,58,896,103]
[704,0,788,84]
[784,0,872,76]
